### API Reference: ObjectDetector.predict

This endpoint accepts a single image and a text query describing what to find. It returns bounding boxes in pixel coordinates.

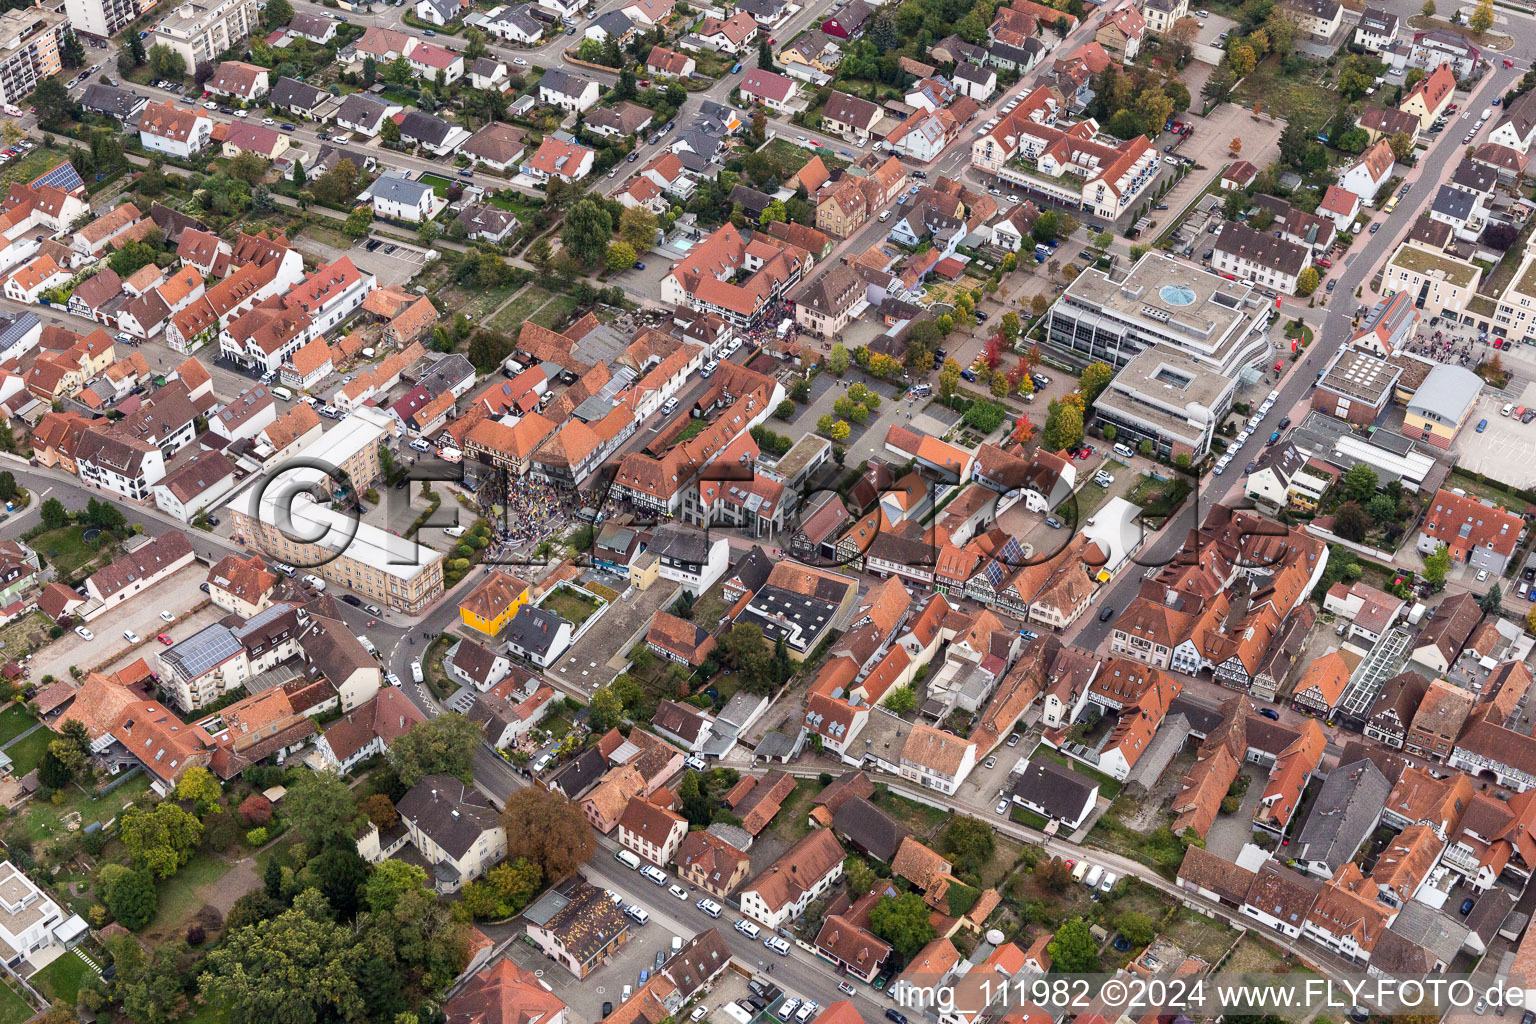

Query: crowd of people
[479,475,580,556]
[1400,329,1503,370]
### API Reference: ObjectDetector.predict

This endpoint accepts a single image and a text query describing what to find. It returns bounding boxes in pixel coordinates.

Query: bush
[246,827,268,846]
[238,794,273,826]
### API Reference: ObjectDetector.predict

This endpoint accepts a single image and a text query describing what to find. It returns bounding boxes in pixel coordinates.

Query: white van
[410,660,424,683]
[354,634,377,656]
[764,936,791,956]
[734,919,761,939]
[444,526,467,537]
[796,1002,819,1024]
[1100,871,1118,893]
[270,386,293,401]
[641,865,669,885]
[1083,865,1104,889]
[697,898,723,918]
[625,905,650,925]
[438,447,463,463]
[302,573,327,592]
[615,849,642,870]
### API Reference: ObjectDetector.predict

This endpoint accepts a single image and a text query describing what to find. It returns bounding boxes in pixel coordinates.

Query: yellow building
[458,570,531,637]
[628,551,661,591]
[1381,241,1482,321]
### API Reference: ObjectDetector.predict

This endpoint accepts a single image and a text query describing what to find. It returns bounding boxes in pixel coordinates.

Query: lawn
[0,612,55,664]
[457,278,530,324]
[1163,906,1243,964]
[32,950,94,1005]
[486,192,544,221]
[768,778,822,843]
[0,981,32,1024]
[487,284,553,334]
[756,137,849,180]
[19,773,153,850]
[1126,474,1192,522]
[297,222,360,252]
[145,853,237,939]
[0,706,34,747]
[3,727,52,776]
[31,524,117,579]
[541,585,603,627]
[872,790,950,838]
[1224,932,1294,973]
[1231,56,1337,127]
[418,172,455,197]
[1,146,75,191]
[530,293,580,331]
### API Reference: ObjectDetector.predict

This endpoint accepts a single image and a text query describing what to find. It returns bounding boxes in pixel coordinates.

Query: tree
[587,685,625,732]
[147,44,187,80]
[1048,917,1100,972]
[1338,56,1377,100]
[100,865,158,930]
[1479,584,1503,616]
[342,206,372,239]
[128,31,146,67]
[562,198,614,266]
[121,801,203,878]
[1079,362,1113,406]
[502,787,595,881]
[942,816,995,877]
[1470,0,1493,32]
[1166,15,1200,62]
[61,31,86,69]
[758,37,774,69]
[1032,210,1059,243]
[1036,857,1074,891]
[1295,266,1320,296]
[388,714,481,789]
[380,116,401,145]
[1342,462,1379,503]
[1422,0,1435,14]
[1042,399,1084,453]
[1228,43,1257,75]
[1116,911,1156,947]
[885,685,916,714]
[618,205,658,251]
[1333,501,1370,542]
[1424,543,1450,589]
[845,856,877,897]
[284,769,357,854]
[999,311,1021,345]
[311,844,368,918]
[174,766,222,810]
[869,892,936,958]
[605,241,637,271]
[200,889,366,1024]
[263,0,293,26]
[939,358,962,400]
[29,78,76,130]
[719,621,774,690]
[825,342,851,375]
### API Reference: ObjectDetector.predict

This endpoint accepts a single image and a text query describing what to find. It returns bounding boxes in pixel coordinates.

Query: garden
[540,584,605,628]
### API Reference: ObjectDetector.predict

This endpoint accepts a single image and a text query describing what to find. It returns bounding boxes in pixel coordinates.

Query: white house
[152,449,237,522]
[370,175,445,223]
[137,101,213,159]
[505,605,574,667]
[738,828,844,929]
[898,723,977,795]
[649,525,729,595]
[480,3,543,42]
[539,69,600,112]
[313,688,427,772]
[1336,139,1395,204]
[415,0,466,25]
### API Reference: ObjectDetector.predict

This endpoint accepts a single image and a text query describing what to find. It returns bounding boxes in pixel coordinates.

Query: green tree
[1116,910,1156,947]
[311,844,368,918]
[264,0,293,26]
[100,864,158,930]
[146,44,187,80]
[618,205,658,251]
[1048,917,1100,972]
[1042,399,1085,452]
[826,342,851,376]
[1079,361,1113,406]
[884,685,916,714]
[562,197,614,266]
[1295,266,1320,296]
[362,54,377,88]
[174,766,222,810]
[1337,56,1377,100]
[387,714,481,789]
[845,856,877,897]
[588,685,624,731]
[501,787,595,881]
[1423,543,1450,589]
[605,241,637,271]
[1421,0,1435,15]
[1470,0,1493,32]
[200,889,366,1024]
[719,621,773,691]
[1333,501,1370,542]
[342,206,372,239]
[869,892,936,958]
[30,77,77,130]
[939,358,962,400]
[942,816,995,876]
[1479,584,1503,616]
[128,31,146,66]
[1227,42,1257,74]
[120,801,203,878]
[1342,462,1379,503]
[283,769,357,854]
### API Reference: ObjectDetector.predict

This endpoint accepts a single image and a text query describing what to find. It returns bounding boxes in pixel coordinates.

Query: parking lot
[31,565,216,683]
[352,238,432,288]
[1450,390,1536,488]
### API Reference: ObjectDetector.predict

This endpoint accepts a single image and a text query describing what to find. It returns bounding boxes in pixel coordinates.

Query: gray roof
[1405,363,1483,420]
[649,523,714,564]
[546,745,607,798]
[594,9,633,35]
[161,623,242,680]
[540,67,592,98]
[336,92,393,128]
[370,175,435,205]
[490,2,541,33]
[1389,900,1471,965]
[396,773,501,858]
[80,84,145,120]
[952,61,992,85]
[398,109,457,147]
[1432,184,1476,222]
[268,76,328,111]
[421,0,458,20]
[1009,757,1098,820]
[506,604,569,657]
[1292,759,1390,871]
[831,794,909,861]
[1451,158,1499,194]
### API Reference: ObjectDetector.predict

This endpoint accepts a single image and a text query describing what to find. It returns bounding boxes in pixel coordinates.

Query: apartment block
[150,0,259,68]
[0,7,68,106]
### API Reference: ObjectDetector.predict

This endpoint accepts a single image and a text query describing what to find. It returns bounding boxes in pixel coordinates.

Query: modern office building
[149,0,259,68]
[0,7,68,106]
[1044,252,1274,378]
[1092,346,1238,461]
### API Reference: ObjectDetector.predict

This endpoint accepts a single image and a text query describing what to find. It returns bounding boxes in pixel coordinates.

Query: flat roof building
[1044,252,1273,378]
[1312,347,1401,427]
[1092,346,1238,461]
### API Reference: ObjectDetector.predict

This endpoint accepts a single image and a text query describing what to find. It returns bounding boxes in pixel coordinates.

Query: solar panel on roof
[163,624,243,680]
[30,161,84,194]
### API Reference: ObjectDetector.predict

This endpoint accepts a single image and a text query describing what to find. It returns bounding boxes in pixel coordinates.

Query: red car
[1075,448,1091,460]
[1505,58,1515,68]
[156,633,173,644]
